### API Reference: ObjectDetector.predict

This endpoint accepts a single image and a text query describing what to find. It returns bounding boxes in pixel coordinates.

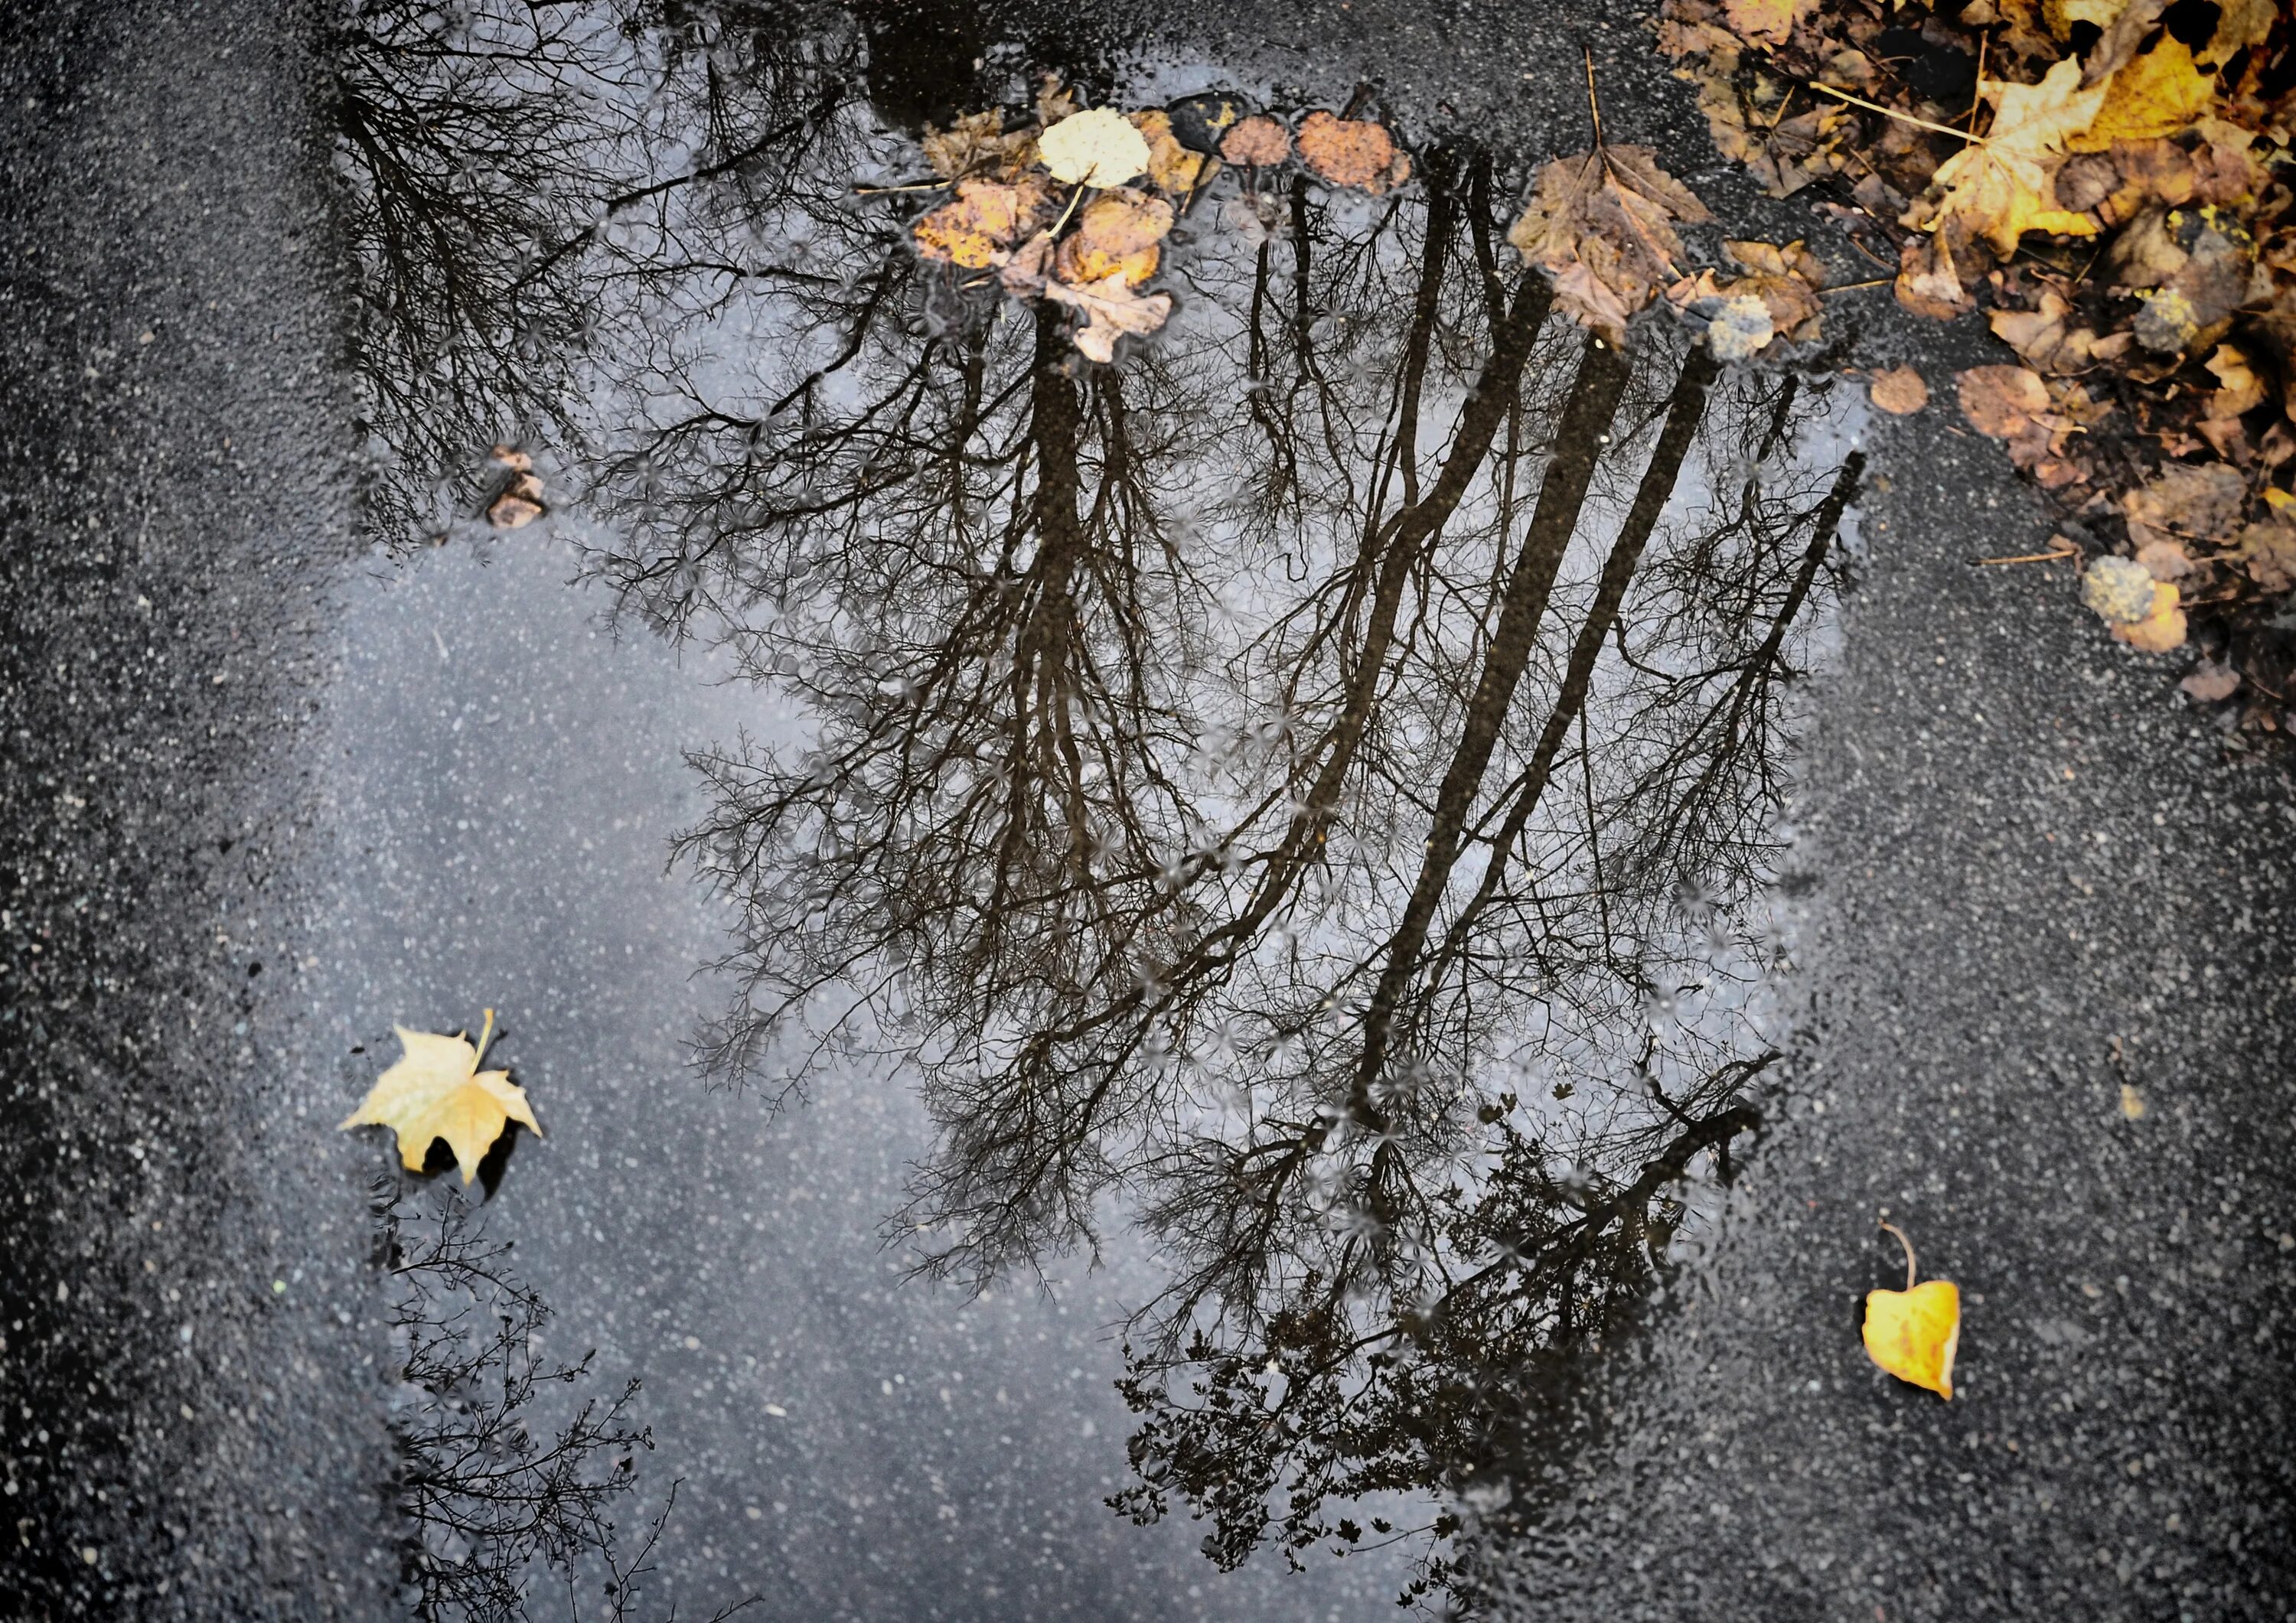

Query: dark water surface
[315,1,1861,1614]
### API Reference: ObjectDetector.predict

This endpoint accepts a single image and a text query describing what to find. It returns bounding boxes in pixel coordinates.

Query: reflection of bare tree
[334,2,1862,1597]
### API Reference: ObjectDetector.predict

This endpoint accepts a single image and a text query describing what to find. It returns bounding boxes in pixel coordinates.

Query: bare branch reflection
[335,2,1862,1596]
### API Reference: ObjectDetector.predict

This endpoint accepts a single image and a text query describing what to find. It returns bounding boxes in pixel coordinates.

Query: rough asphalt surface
[4,2,2292,1621]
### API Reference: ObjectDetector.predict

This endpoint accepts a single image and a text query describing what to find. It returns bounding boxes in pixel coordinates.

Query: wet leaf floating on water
[485,445,545,530]
[1218,113,1291,168]
[1863,1221,1961,1400]
[1129,109,1218,196]
[1165,91,1251,156]
[1866,366,1930,416]
[1054,188,1174,288]
[921,109,1037,181]
[1293,110,1411,193]
[1037,106,1150,189]
[339,1010,541,1185]
[912,175,1055,269]
[1041,272,1174,364]
[1510,146,1712,344]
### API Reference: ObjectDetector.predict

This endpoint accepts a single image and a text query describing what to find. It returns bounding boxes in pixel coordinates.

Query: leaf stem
[1878,1218,1918,1291]
[475,1007,497,1068]
[1811,83,1986,143]
[1583,46,1605,150]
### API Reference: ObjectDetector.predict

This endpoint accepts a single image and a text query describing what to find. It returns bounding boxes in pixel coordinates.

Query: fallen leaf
[339,1010,540,1185]
[1957,365,2052,436]
[2115,582,2187,650]
[1668,240,1825,358]
[1987,288,2128,375]
[2197,0,2277,67]
[1294,111,1412,193]
[2084,556,2187,648]
[1038,107,1151,188]
[1042,272,1174,363]
[2233,516,2296,592]
[2119,1081,2148,1118]
[912,175,1055,269]
[1218,114,1292,168]
[488,471,545,530]
[921,110,1036,181]
[1863,1222,1960,1400]
[1867,366,1930,415]
[2204,344,2266,418]
[1906,57,2108,256]
[1055,188,1173,288]
[1130,109,1217,194]
[1722,0,1817,46]
[2181,660,2242,702]
[2068,37,2216,153]
[1165,92,1251,155]
[1896,230,1976,319]
[2135,538,2193,578]
[1511,146,1712,344]
[2123,461,2247,547]
[996,230,1055,297]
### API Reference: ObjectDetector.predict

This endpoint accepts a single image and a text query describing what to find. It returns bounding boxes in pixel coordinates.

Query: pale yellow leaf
[339,1012,540,1185]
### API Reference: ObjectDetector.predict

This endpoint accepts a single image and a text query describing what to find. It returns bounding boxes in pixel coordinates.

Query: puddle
[321,2,1866,1611]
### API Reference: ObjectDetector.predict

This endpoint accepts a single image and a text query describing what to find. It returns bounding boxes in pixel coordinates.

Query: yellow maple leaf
[1909,57,2107,255]
[1862,1221,1961,1400]
[2067,37,2218,154]
[339,1010,540,1184]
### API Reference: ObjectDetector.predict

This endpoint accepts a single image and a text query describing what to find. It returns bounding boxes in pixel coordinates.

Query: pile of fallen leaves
[1655,0,2296,717]
[900,80,1409,363]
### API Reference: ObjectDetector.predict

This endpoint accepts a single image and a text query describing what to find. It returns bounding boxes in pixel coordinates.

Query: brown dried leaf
[1219,114,1291,167]
[1722,0,1818,45]
[921,110,1036,181]
[913,175,1055,269]
[1295,112,1412,193]
[2124,461,2249,548]
[2181,660,2242,702]
[1042,272,1174,363]
[1511,147,1712,344]
[2232,516,2296,592]
[1896,231,1977,320]
[1957,365,2052,437]
[1867,366,1931,415]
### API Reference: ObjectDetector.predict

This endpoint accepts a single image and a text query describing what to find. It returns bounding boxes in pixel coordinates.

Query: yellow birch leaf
[2066,37,2218,154]
[1910,57,2108,255]
[1862,1222,1961,1400]
[1038,107,1150,188]
[339,1010,540,1185]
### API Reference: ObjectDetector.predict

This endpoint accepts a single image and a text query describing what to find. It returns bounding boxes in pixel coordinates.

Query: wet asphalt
[2,2,2292,1621]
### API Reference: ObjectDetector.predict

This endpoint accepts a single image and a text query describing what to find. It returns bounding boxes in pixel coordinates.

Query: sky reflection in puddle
[325,2,1864,1609]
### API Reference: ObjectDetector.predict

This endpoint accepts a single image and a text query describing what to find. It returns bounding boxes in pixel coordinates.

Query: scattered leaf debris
[892,85,1413,365]
[1656,0,2296,724]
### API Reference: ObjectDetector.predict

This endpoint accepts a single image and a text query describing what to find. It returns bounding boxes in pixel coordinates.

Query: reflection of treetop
[337,1,1861,1595]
